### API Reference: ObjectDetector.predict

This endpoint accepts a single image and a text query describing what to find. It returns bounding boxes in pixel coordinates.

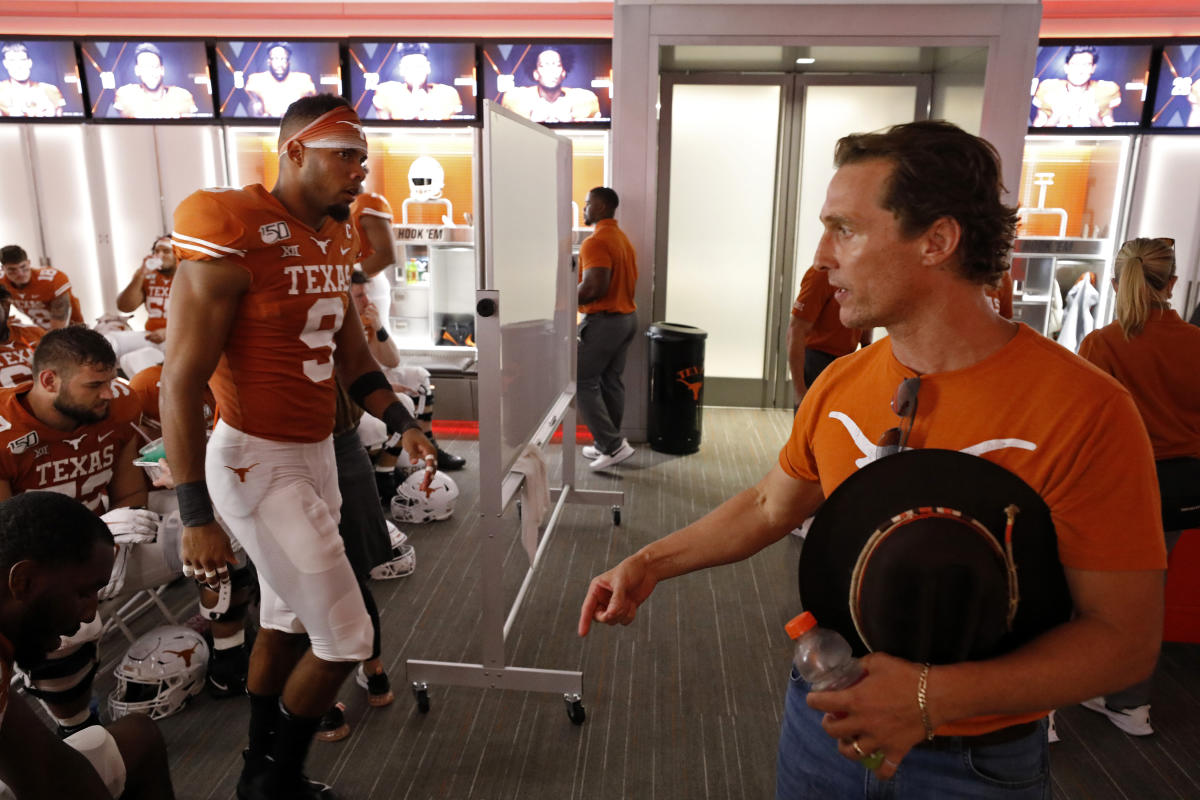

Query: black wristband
[375,327,389,342]
[348,370,392,408]
[177,480,216,527]
[382,401,423,438]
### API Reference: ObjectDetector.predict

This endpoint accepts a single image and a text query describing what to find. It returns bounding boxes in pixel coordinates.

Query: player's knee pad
[20,639,100,705]
[311,591,374,662]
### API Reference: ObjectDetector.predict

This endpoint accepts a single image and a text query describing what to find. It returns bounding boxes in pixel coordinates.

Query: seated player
[112,43,197,119]
[350,270,465,483]
[500,48,600,123]
[244,42,317,119]
[0,42,67,117]
[0,284,44,387]
[0,491,176,799]
[0,244,84,330]
[372,43,463,121]
[108,236,177,376]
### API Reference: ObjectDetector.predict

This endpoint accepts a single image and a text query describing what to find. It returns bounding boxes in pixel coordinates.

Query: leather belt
[916,720,1040,751]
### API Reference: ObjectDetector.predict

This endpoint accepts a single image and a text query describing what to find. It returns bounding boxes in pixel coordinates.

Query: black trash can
[647,322,707,455]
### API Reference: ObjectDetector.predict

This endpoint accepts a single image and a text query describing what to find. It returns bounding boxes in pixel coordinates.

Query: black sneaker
[436,448,466,471]
[315,702,350,742]
[237,751,338,800]
[355,664,394,707]
[207,644,248,699]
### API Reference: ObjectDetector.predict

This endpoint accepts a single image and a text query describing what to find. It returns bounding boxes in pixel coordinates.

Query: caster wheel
[412,682,430,713]
[612,506,621,526]
[564,693,586,725]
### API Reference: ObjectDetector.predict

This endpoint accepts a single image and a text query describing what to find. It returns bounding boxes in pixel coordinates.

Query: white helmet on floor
[370,521,416,580]
[408,156,445,202]
[391,471,458,523]
[108,626,207,721]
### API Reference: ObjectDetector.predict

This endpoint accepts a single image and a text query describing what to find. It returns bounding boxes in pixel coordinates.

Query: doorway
[654,72,930,407]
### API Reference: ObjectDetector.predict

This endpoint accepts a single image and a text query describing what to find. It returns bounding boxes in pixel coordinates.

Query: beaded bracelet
[917,663,935,741]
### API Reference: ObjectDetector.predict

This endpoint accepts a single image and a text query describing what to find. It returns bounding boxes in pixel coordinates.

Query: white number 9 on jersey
[299,297,345,383]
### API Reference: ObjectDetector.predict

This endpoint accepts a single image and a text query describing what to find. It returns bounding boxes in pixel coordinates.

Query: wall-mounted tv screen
[1150,44,1200,129]
[481,42,611,123]
[0,39,85,118]
[1029,42,1152,129]
[80,40,212,119]
[214,40,341,119]
[347,42,475,121]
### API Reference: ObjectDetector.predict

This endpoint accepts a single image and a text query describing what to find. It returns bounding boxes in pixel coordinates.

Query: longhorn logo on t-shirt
[310,237,332,255]
[63,434,87,451]
[259,221,291,244]
[828,411,1038,468]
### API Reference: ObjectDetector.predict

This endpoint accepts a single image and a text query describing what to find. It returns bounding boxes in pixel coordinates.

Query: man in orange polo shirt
[576,187,638,470]
[788,267,870,407]
[579,121,1164,797]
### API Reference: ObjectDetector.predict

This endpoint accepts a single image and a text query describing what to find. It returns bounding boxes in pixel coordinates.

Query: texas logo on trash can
[675,365,703,401]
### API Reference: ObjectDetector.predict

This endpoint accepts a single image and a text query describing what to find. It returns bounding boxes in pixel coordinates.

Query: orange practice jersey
[351,192,393,261]
[0,324,44,387]
[1,267,76,329]
[0,379,142,512]
[143,269,173,331]
[112,84,197,119]
[0,79,66,117]
[780,324,1166,736]
[172,184,360,443]
[372,82,462,120]
[243,70,317,118]
[1033,79,1121,127]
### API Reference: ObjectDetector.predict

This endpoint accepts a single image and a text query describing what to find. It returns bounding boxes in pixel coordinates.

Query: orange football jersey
[0,79,66,117]
[372,81,462,120]
[129,362,215,426]
[351,192,393,260]
[243,70,317,118]
[0,267,75,329]
[0,324,44,388]
[0,379,142,512]
[172,184,360,443]
[143,269,173,331]
[112,84,197,119]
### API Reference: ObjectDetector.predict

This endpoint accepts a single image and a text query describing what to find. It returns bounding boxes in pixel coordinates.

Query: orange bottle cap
[785,611,817,639]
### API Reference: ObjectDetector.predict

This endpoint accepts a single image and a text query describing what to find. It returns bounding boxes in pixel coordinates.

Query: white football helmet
[391,471,458,523]
[108,626,207,721]
[94,312,133,333]
[370,521,416,580]
[408,156,445,202]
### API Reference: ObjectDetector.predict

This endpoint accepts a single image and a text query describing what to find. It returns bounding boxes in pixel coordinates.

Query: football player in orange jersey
[0,328,176,739]
[0,244,82,330]
[0,41,67,117]
[162,94,435,800]
[371,43,463,121]
[0,284,45,387]
[116,235,176,345]
[500,47,601,123]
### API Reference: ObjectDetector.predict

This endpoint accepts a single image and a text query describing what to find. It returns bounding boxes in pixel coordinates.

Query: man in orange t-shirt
[787,267,870,406]
[577,186,638,470]
[580,121,1165,797]
[162,95,434,799]
[0,244,84,329]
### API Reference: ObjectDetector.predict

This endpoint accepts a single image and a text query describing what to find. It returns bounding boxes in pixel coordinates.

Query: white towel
[512,443,551,562]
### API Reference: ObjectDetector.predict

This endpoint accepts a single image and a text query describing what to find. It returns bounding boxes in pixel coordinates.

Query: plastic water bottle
[786,611,884,769]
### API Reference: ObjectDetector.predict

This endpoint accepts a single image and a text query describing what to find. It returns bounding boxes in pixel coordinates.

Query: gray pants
[577,312,638,455]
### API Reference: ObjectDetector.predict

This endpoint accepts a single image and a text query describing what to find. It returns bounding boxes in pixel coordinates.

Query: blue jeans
[777,668,1050,800]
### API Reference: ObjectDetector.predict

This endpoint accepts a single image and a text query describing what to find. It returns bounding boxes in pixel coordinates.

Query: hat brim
[798,449,1072,663]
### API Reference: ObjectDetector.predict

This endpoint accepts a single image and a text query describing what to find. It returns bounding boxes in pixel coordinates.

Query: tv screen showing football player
[348,41,476,121]
[215,40,341,119]
[482,41,612,124]
[1029,42,1151,129]
[1150,43,1200,129]
[0,39,85,118]
[81,39,213,119]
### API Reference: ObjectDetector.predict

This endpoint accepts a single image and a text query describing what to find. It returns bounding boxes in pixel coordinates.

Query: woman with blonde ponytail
[1076,237,1200,737]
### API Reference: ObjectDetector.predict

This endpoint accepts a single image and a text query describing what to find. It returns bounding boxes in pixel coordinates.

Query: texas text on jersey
[172,184,361,443]
[0,324,44,387]
[143,269,173,331]
[0,379,142,511]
